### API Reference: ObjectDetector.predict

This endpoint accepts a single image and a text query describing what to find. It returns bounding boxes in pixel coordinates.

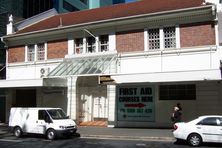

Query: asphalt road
[0,135,222,148]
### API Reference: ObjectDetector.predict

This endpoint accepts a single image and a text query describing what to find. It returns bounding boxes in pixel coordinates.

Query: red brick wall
[180,22,216,47]
[47,39,68,59]
[116,29,144,53]
[8,46,25,63]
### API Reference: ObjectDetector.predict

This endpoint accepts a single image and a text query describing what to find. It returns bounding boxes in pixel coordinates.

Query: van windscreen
[47,109,68,120]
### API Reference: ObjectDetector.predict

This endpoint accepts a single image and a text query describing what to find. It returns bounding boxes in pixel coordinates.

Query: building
[1,0,222,127]
[0,0,126,123]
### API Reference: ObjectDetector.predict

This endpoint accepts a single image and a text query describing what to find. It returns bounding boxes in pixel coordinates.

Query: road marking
[136,143,147,147]
[0,139,23,142]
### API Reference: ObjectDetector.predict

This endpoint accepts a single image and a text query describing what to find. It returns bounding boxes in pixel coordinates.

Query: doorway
[15,89,36,107]
[0,96,6,123]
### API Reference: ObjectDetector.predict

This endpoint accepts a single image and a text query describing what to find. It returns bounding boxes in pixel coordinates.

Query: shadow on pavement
[174,140,222,147]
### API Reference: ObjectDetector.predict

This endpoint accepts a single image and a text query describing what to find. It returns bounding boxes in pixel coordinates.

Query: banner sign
[117,85,155,122]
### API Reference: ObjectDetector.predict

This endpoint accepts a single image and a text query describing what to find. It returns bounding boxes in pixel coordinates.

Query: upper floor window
[75,38,83,54]
[100,35,109,52]
[87,37,96,53]
[37,43,45,61]
[73,35,110,54]
[27,45,35,61]
[148,26,177,50]
[148,28,160,50]
[164,27,176,49]
[26,43,46,62]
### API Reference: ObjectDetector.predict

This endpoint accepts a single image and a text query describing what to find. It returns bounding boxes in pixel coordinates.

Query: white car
[173,115,222,146]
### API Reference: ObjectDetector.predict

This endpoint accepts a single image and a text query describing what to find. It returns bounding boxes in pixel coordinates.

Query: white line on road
[0,139,23,142]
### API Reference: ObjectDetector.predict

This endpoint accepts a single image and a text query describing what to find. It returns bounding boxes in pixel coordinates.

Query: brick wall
[180,22,216,47]
[116,29,144,53]
[47,39,68,59]
[8,46,25,63]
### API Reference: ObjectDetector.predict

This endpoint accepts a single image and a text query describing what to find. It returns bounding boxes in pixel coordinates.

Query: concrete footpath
[78,126,174,141]
[0,123,175,141]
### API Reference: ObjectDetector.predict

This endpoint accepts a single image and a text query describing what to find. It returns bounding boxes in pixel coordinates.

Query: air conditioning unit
[40,67,50,78]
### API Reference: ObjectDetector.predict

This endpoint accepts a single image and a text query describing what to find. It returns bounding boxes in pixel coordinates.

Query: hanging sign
[117,85,155,122]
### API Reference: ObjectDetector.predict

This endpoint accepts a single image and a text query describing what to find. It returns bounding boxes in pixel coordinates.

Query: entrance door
[79,87,108,122]
[0,97,6,123]
[93,96,108,121]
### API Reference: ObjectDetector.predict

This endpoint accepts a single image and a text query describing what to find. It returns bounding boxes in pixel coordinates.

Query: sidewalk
[78,126,174,141]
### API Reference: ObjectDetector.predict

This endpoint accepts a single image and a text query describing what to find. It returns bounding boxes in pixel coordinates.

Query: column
[67,76,78,120]
[107,85,116,127]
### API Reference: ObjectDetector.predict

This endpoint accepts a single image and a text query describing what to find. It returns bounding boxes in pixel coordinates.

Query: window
[80,0,88,5]
[27,43,46,62]
[75,38,83,54]
[37,43,45,61]
[148,26,176,50]
[87,37,96,53]
[159,84,196,100]
[38,110,47,120]
[47,109,68,120]
[148,28,160,50]
[27,45,35,61]
[63,0,80,11]
[197,118,218,126]
[74,35,109,54]
[164,27,176,49]
[100,35,109,52]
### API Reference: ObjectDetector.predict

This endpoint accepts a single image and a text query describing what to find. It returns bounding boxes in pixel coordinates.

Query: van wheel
[46,129,56,140]
[187,133,202,147]
[14,127,22,138]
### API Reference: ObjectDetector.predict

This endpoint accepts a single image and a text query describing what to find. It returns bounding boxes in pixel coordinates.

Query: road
[0,135,222,148]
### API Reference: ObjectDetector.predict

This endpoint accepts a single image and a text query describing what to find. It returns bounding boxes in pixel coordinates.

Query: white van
[9,107,77,140]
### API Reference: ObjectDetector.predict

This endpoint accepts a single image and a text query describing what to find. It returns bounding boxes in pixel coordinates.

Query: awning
[47,53,117,77]
[0,78,67,88]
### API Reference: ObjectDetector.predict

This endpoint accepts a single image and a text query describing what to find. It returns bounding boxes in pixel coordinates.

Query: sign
[117,85,155,122]
[98,75,116,85]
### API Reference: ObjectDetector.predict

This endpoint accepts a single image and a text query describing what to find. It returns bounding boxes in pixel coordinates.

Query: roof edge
[3,5,214,40]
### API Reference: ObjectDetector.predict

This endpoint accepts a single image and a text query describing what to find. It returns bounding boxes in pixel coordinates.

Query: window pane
[198,118,217,126]
[37,43,45,61]
[148,28,160,50]
[87,37,96,53]
[100,35,109,52]
[27,45,35,61]
[75,38,83,54]
[164,27,176,49]
[38,110,47,120]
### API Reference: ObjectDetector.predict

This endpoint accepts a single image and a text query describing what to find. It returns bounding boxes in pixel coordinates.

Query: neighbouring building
[53,0,126,13]
[1,0,222,127]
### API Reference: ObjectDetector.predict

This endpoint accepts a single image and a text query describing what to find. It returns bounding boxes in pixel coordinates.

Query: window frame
[147,26,178,51]
[26,43,46,62]
[75,38,84,54]
[86,37,96,53]
[99,35,109,52]
[27,44,35,62]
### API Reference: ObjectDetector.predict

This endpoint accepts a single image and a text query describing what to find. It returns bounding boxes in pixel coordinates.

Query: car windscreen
[47,109,68,120]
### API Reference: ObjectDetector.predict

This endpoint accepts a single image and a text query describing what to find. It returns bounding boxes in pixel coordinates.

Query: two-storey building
[1,0,222,127]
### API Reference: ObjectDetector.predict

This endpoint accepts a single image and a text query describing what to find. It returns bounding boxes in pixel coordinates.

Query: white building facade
[1,0,222,127]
